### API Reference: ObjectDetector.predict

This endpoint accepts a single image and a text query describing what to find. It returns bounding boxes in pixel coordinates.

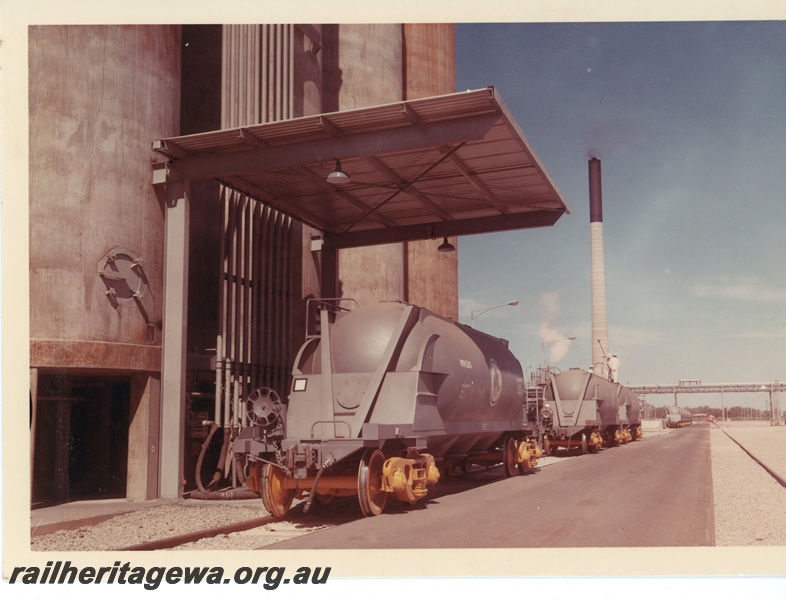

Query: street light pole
[541,336,576,367]
[470,301,519,328]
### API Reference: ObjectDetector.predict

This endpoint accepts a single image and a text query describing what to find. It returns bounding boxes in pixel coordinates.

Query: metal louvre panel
[217,189,294,425]
[221,24,294,127]
[214,25,296,425]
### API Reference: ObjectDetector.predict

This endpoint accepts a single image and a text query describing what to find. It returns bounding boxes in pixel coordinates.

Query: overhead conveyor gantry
[630,381,785,424]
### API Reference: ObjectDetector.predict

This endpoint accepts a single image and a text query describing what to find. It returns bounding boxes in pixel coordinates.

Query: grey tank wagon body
[238,301,543,516]
[540,368,642,454]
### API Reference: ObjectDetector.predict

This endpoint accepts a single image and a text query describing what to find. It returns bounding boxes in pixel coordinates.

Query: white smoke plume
[539,292,574,364]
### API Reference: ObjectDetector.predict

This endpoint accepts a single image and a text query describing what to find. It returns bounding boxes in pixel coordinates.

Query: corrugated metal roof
[152,87,569,248]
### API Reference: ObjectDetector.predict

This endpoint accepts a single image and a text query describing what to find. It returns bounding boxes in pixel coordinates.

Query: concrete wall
[29,25,181,366]
[403,24,459,320]
[320,24,459,317]
[323,24,408,309]
[29,25,181,504]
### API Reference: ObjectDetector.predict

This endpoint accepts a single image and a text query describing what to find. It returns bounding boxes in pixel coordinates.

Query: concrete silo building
[29,24,567,506]
[29,26,181,505]
[29,24,459,506]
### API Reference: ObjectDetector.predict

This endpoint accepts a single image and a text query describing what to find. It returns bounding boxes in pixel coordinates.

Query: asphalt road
[267,426,714,549]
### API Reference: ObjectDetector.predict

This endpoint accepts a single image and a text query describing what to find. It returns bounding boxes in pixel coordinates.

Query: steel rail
[712,424,786,489]
[116,514,285,551]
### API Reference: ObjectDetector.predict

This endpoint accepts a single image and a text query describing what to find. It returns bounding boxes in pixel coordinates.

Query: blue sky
[454,21,786,408]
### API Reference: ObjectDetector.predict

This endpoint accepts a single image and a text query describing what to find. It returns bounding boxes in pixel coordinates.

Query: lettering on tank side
[489,359,503,406]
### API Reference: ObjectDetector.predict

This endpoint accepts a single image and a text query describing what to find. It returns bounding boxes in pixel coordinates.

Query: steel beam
[159,180,190,499]
[630,382,786,395]
[323,209,562,250]
[158,113,499,182]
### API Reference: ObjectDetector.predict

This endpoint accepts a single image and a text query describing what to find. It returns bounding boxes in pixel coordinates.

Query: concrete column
[160,180,190,499]
[327,24,407,307]
[30,368,38,500]
[54,401,71,505]
[590,220,609,373]
[128,374,161,500]
[320,243,338,300]
[403,24,458,319]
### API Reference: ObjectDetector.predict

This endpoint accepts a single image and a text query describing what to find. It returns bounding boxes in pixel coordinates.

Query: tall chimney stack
[589,157,610,376]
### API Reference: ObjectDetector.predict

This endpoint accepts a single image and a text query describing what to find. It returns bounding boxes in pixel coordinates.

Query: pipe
[195,422,219,493]
[189,488,259,500]
[195,422,254,500]
[301,466,327,514]
[207,427,232,489]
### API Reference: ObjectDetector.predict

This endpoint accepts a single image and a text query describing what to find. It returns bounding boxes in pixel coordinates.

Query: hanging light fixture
[437,236,455,253]
[326,159,351,185]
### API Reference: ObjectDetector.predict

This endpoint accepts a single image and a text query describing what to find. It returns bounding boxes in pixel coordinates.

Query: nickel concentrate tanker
[235,300,543,517]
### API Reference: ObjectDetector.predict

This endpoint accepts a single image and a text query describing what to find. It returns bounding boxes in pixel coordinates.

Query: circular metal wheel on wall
[245,386,283,428]
[502,436,518,478]
[358,449,387,517]
[260,463,295,517]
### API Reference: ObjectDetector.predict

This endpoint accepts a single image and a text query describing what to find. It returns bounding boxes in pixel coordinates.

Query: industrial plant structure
[28,24,568,506]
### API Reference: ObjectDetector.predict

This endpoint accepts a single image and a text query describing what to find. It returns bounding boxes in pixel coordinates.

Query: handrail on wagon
[305,297,359,339]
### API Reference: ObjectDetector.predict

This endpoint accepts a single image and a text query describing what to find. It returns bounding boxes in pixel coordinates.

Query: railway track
[117,514,284,551]
[114,459,570,551]
[117,504,359,551]
[33,427,786,551]
[713,424,786,488]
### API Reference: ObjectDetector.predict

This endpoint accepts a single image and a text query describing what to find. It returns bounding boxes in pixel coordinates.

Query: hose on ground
[189,488,259,500]
[302,465,327,514]
[195,422,219,493]
[193,422,258,500]
[208,426,231,489]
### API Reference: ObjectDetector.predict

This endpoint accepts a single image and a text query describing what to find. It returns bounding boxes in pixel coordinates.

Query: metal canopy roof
[152,87,569,249]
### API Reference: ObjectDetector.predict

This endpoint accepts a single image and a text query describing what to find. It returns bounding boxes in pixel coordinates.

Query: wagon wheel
[444,460,465,478]
[502,436,518,478]
[260,463,294,517]
[358,449,387,517]
[516,440,533,474]
[581,433,589,455]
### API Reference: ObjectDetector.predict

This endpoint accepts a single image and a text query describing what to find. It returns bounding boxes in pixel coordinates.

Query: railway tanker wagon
[542,369,641,454]
[666,406,693,428]
[239,301,542,517]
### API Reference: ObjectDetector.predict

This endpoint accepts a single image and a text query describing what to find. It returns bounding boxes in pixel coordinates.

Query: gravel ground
[174,519,333,550]
[710,425,786,546]
[30,428,786,550]
[172,454,571,550]
[715,423,786,481]
[30,501,271,552]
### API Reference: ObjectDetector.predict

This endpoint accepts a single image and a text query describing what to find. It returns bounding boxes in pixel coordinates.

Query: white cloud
[539,292,574,363]
[691,278,786,302]
[733,330,786,340]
